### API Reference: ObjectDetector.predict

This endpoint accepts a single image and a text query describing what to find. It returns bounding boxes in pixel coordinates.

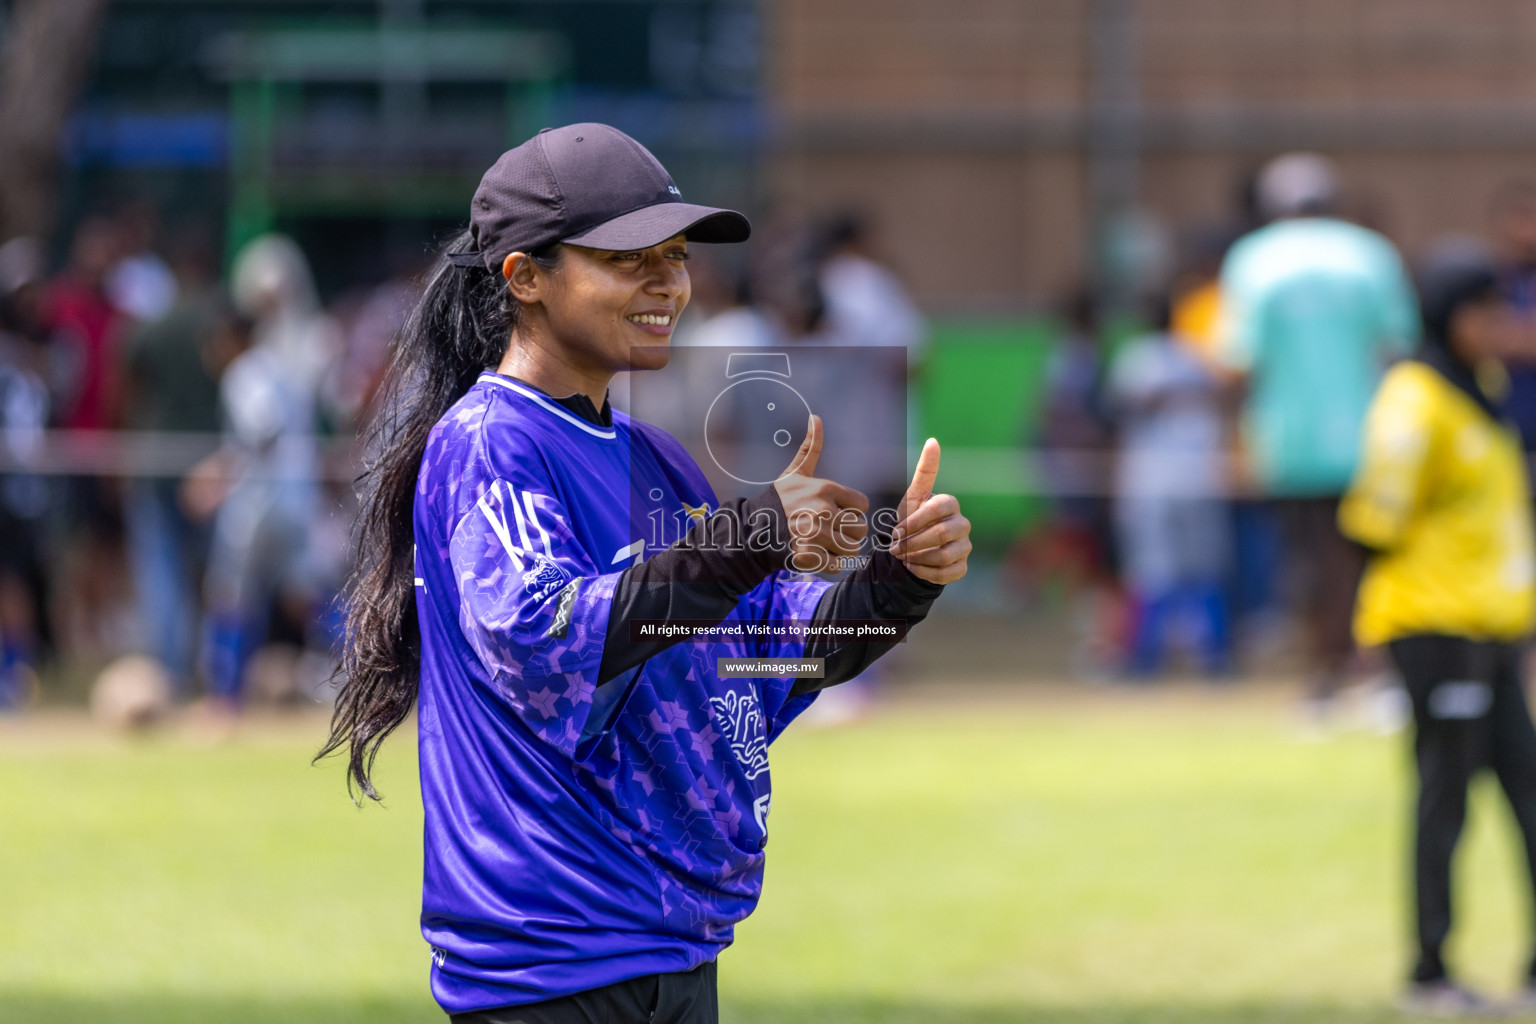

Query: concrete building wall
[767,0,1536,313]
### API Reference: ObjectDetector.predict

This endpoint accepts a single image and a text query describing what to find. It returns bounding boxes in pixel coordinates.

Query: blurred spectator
[121,227,226,693]
[816,212,926,512]
[48,218,133,659]
[48,216,123,430]
[1012,289,1126,677]
[193,234,338,707]
[328,266,416,432]
[813,212,913,503]
[1172,227,1284,656]
[1215,153,1419,711]
[1169,228,1238,369]
[1037,289,1115,575]
[751,218,828,343]
[106,199,177,324]
[798,214,924,724]
[672,254,775,349]
[1107,296,1231,677]
[1488,180,1536,447]
[1339,252,1536,1014]
[816,212,926,359]
[122,228,224,434]
[229,234,337,399]
[0,237,56,706]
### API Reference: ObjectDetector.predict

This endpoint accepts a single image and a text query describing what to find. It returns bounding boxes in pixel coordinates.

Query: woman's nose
[646,257,686,296]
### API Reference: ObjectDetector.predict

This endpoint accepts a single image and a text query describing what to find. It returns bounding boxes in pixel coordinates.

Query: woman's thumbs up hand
[890,439,970,585]
[772,415,869,573]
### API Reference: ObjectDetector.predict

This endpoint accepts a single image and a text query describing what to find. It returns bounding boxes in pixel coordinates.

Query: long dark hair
[317,230,558,800]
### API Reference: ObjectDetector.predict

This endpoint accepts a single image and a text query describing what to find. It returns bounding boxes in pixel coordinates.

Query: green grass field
[2,685,1532,1023]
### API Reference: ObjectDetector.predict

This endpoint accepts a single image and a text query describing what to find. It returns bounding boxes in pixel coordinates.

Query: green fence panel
[917,319,1055,550]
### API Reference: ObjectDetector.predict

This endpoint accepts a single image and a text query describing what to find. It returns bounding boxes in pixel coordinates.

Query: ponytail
[318,230,558,800]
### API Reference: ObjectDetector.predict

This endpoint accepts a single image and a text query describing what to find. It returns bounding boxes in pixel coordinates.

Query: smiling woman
[497,234,694,397]
[317,123,969,1023]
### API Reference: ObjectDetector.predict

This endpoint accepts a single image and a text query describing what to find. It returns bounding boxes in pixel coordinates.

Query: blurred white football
[90,655,173,731]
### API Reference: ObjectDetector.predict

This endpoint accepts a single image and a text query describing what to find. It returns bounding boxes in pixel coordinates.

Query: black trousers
[1389,636,1536,983]
[449,962,717,1024]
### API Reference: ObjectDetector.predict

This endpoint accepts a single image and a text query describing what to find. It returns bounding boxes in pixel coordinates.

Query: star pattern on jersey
[689,723,721,759]
[525,687,560,719]
[714,800,742,839]
[449,497,615,752]
[562,669,788,935]
[645,700,693,735]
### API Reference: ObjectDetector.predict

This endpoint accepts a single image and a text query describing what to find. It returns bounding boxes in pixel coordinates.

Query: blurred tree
[0,0,112,242]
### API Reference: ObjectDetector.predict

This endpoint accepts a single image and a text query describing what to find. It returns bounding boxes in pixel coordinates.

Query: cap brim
[562,203,751,250]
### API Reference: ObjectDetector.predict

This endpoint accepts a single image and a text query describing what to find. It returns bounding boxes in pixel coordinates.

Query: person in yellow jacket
[1340,253,1536,1016]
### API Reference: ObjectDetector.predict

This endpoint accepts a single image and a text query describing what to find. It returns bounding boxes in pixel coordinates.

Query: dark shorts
[449,961,718,1024]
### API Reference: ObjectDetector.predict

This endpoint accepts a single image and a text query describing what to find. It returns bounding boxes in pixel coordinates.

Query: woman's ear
[503,252,542,305]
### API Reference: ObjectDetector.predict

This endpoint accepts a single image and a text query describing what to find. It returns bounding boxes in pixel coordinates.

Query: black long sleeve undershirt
[791,550,944,696]
[596,492,944,689]
[597,486,790,683]
[581,487,789,749]
[582,490,944,749]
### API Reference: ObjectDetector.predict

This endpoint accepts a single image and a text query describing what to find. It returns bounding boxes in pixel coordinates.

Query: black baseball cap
[448,123,751,273]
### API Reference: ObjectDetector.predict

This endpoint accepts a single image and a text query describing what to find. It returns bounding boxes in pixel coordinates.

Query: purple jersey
[413,373,830,1013]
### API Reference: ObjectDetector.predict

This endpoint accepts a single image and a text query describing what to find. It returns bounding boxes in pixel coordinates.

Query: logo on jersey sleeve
[522,555,569,602]
[709,687,769,780]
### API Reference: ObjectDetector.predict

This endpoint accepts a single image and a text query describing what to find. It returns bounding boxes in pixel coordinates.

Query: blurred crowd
[0,203,928,717]
[12,155,1536,716]
[1027,152,1536,709]
[0,206,411,715]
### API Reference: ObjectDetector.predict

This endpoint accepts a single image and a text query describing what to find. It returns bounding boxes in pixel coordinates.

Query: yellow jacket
[1339,359,1535,646]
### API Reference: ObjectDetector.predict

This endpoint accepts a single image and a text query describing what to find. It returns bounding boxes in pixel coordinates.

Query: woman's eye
[668,250,691,261]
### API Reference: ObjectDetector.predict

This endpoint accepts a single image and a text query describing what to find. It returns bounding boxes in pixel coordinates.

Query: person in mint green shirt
[1215,153,1418,711]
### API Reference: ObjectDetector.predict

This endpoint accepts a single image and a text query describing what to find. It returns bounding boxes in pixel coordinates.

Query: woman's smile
[626,308,676,335]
